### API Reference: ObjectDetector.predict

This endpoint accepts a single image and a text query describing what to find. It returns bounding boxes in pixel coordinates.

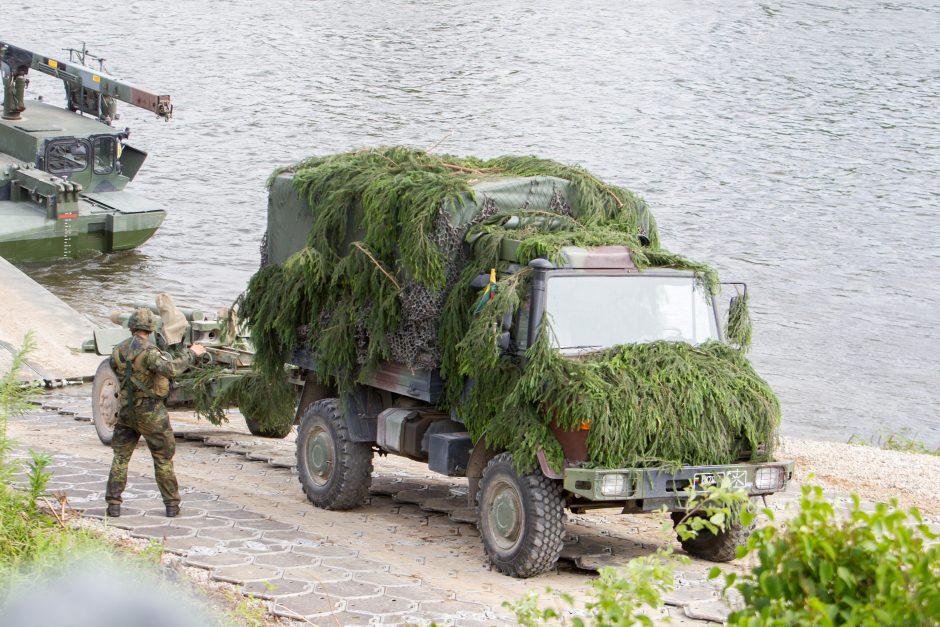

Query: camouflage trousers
[105,398,180,507]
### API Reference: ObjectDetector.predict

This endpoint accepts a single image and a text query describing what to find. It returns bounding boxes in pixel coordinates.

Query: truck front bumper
[563,461,795,510]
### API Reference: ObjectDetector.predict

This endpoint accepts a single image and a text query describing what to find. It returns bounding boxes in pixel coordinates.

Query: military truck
[0,41,172,261]
[252,157,794,578]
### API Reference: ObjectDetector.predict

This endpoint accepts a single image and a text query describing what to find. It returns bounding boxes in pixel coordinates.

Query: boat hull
[0,199,165,262]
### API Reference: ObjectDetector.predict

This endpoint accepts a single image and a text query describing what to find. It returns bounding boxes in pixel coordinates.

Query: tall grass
[847,429,939,456]
[0,333,125,596]
[0,332,37,476]
[0,332,100,592]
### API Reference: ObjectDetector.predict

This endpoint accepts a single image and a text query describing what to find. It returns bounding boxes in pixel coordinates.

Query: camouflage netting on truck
[240,146,774,470]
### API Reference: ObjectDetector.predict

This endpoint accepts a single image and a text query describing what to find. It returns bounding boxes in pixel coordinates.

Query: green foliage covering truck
[240,147,793,577]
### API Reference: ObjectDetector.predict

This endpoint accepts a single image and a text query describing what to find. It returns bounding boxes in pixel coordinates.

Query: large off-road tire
[91,359,120,445]
[671,510,754,562]
[476,452,565,578]
[244,415,292,439]
[295,399,373,510]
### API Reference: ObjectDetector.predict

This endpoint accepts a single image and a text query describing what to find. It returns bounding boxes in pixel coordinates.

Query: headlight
[754,466,785,491]
[600,473,627,496]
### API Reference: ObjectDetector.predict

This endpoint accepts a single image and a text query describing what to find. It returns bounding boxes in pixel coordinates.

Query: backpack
[111,340,170,409]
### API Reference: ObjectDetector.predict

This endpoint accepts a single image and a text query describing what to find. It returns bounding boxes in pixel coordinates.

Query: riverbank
[779,437,940,519]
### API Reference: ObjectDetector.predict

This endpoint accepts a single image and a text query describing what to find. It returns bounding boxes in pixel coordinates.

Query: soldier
[105,308,206,518]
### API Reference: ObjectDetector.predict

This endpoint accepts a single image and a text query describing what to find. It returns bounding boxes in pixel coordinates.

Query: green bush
[672,477,755,542]
[506,552,677,627]
[507,480,940,626]
[720,485,940,626]
[0,332,37,479]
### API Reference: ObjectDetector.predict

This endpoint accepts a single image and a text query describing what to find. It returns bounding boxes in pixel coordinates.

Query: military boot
[165,504,180,518]
[107,503,121,518]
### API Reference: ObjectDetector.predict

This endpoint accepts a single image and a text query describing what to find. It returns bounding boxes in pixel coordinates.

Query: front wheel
[671,510,754,562]
[91,359,120,445]
[295,399,373,510]
[477,452,565,578]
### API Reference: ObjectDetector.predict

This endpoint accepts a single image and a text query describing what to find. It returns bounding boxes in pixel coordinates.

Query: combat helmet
[128,308,157,332]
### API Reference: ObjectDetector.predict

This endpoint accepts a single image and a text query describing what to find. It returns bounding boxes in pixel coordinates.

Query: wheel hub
[488,480,523,550]
[306,427,334,486]
[97,377,119,430]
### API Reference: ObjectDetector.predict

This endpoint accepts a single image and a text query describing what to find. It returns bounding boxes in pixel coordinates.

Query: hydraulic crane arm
[0,41,172,121]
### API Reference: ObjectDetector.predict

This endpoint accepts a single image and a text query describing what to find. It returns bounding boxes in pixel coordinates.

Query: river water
[6,0,940,447]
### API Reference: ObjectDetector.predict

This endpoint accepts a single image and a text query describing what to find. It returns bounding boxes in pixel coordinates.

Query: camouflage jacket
[110,335,195,411]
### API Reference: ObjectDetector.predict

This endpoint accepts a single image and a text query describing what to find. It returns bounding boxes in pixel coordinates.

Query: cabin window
[46,139,90,174]
[93,136,116,175]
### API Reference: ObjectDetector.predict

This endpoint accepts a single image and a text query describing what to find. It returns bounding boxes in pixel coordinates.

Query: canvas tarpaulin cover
[263,173,656,268]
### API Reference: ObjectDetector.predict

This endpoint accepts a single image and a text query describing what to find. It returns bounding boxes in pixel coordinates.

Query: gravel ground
[779,436,940,519]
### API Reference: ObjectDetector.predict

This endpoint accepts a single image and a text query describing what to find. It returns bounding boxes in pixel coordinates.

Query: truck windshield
[545,274,719,353]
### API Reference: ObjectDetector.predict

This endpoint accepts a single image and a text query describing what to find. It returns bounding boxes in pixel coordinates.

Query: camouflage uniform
[105,333,195,508]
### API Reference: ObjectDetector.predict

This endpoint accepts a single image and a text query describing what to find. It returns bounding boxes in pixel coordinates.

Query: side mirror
[722,284,751,351]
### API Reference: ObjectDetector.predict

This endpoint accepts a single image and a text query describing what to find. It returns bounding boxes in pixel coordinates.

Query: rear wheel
[671,510,754,562]
[92,359,120,445]
[477,452,565,578]
[244,415,292,438]
[295,399,372,510]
